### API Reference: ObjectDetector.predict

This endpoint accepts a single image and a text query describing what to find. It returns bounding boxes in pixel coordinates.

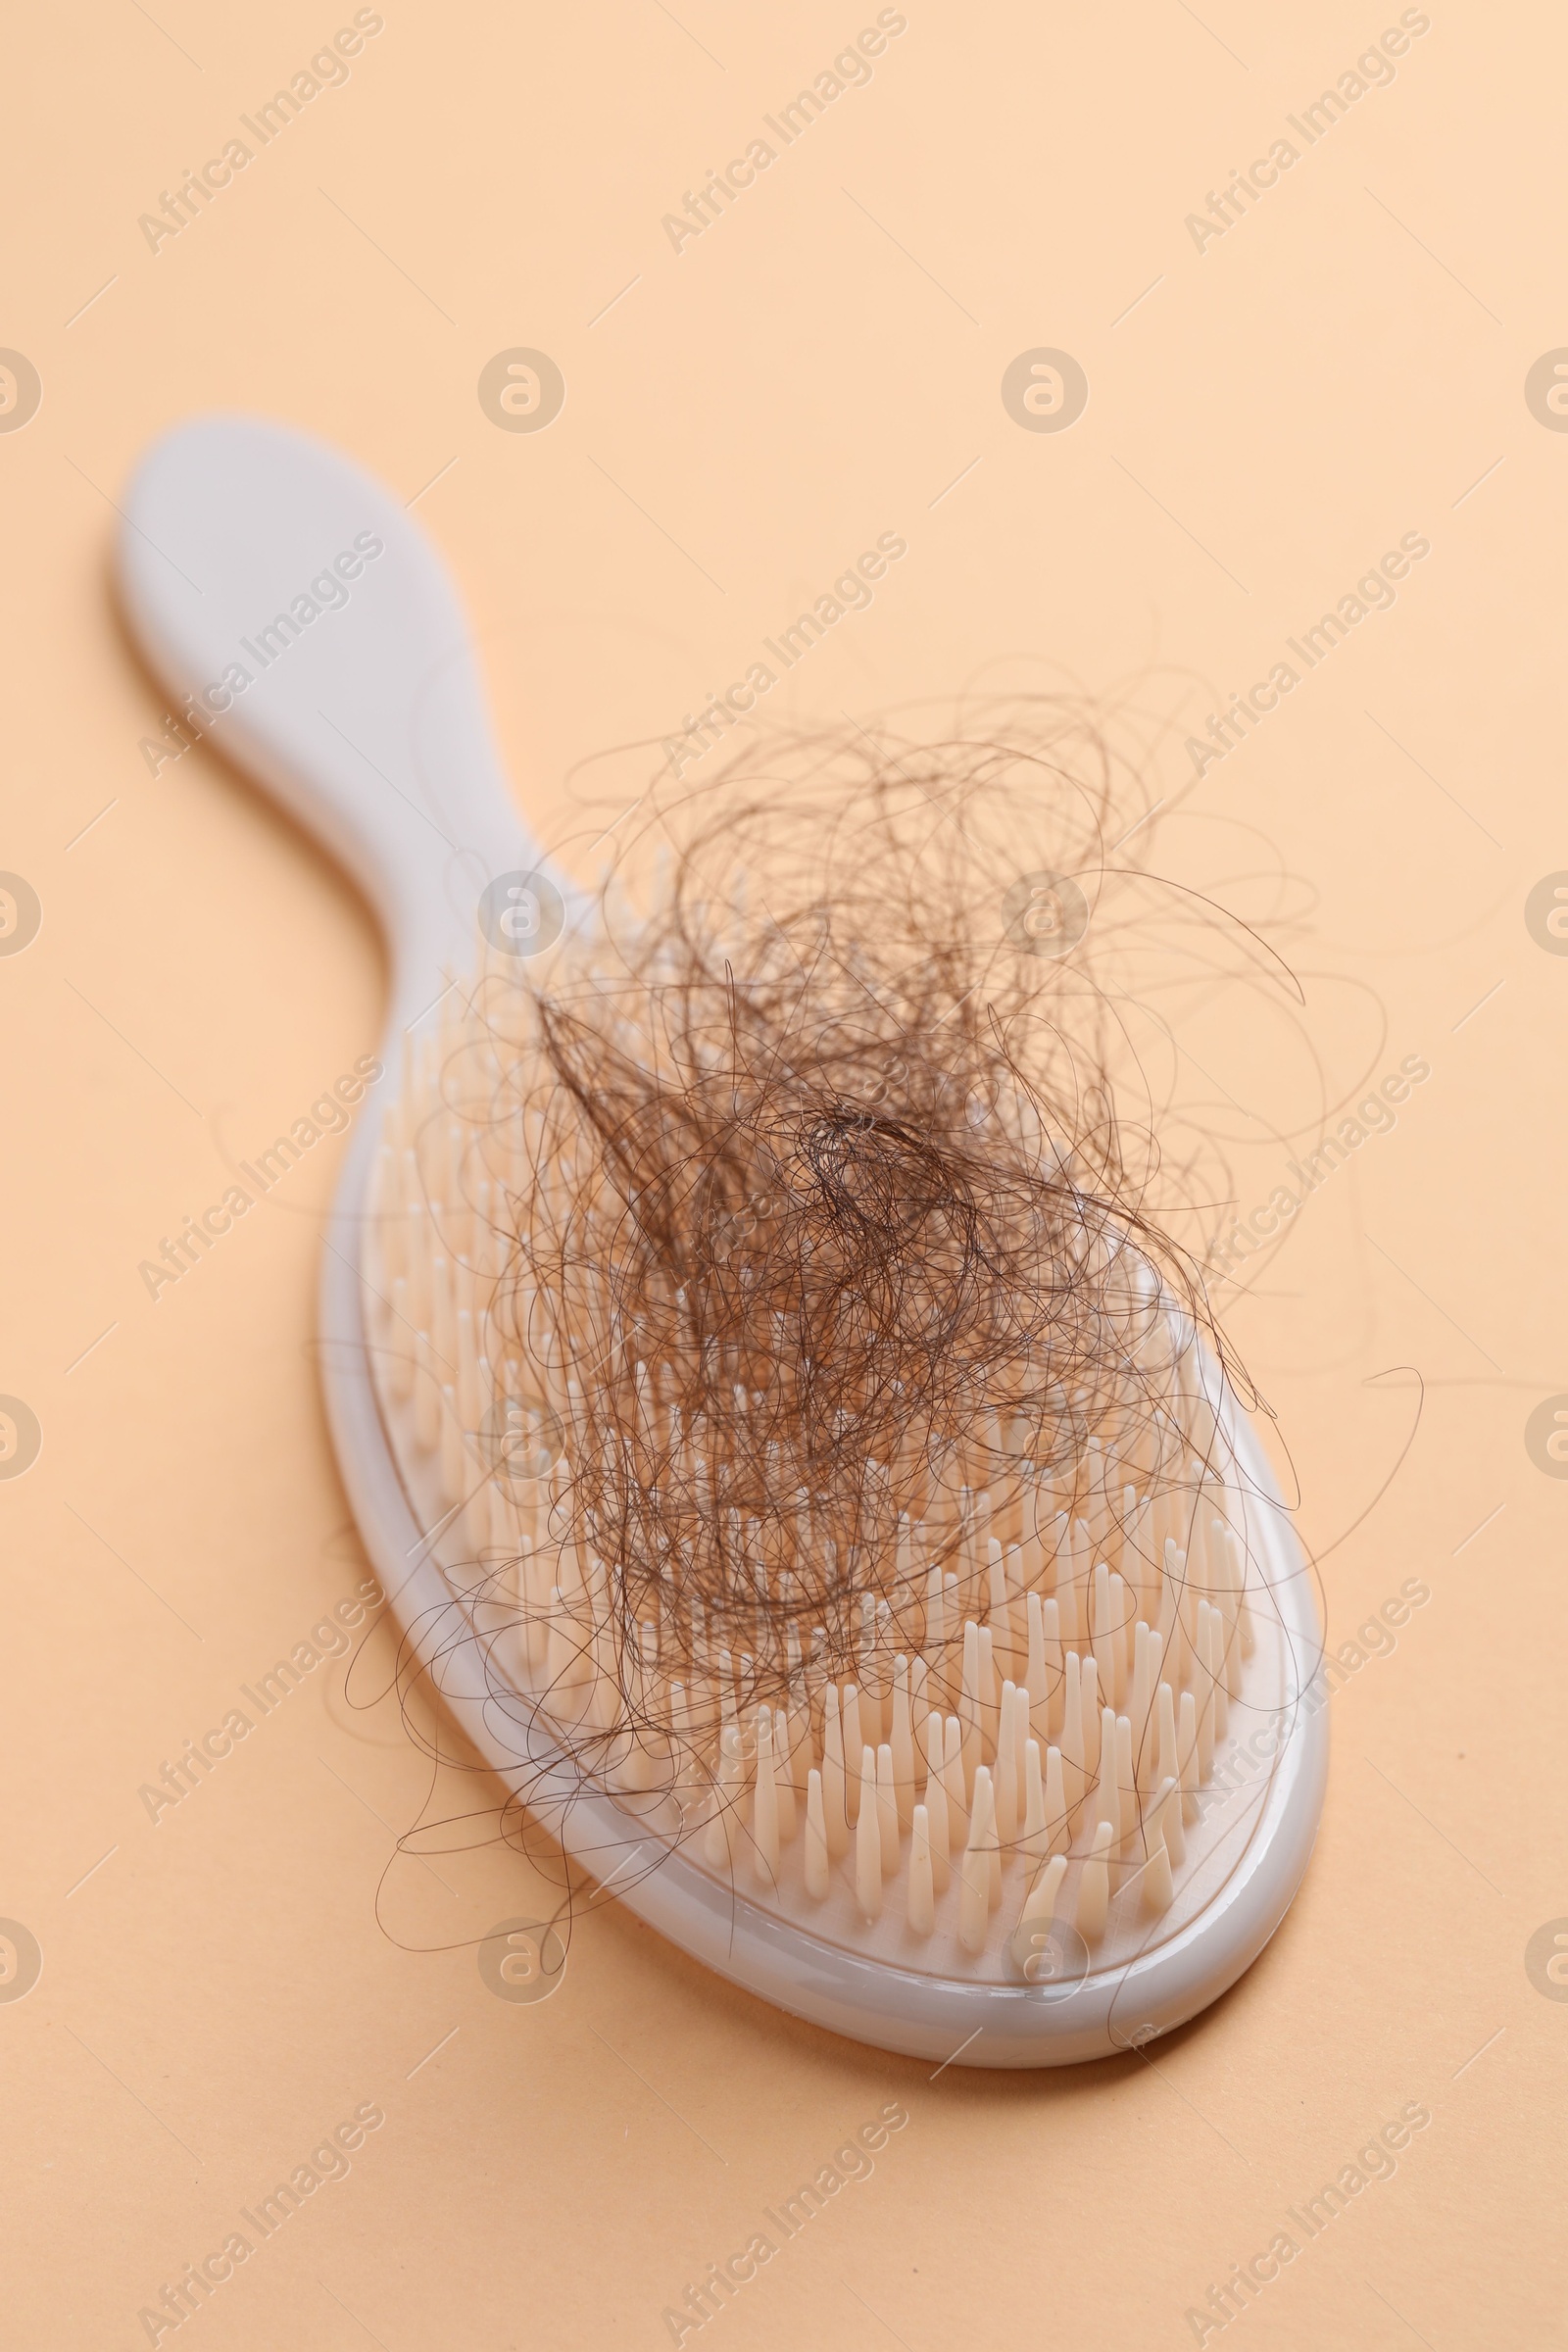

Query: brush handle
[116,415,556,1018]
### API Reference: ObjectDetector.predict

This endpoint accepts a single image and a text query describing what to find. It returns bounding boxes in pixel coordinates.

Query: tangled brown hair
[405,701,1265,1827]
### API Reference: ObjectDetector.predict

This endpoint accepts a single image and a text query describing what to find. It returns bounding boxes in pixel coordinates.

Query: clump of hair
[403,704,1260,1834]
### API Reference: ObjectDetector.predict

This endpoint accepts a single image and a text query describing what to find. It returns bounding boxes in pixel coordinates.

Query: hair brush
[115,416,1327,2067]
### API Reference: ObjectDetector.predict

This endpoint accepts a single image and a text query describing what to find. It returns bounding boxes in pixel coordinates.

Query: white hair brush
[116,416,1327,2067]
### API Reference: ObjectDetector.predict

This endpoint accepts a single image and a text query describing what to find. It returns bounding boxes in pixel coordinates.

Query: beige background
[4,1,1564,2344]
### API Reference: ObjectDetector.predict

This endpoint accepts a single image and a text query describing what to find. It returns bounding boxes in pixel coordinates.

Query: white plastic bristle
[995,1682,1020,1841]
[1092,1704,1119,1840]
[1114,1713,1136,1858]
[922,1749,951,1891]
[1192,1595,1210,1710]
[916,1696,941,1781]
[1024,1592,1047,1730]
[1078,1818,1113,1941]
[1210,1598,1231,1737]
[942,1713,967,1840]
[822,1686,850,1858]
[978,1622,999,1750]
[1092,1562,1115,1709]
[1159,1537,1183,1656]
[1008,1672,1028,1802]
[855,1749,882,1921]
[1197,1610,1218,1774]
[842,1685,864,1816]
[754,1710,780,1883]
[1020,1843,1067,1956]
[1227,1525,1255,1658]
[923,1555,944,1651]
[1142,1787,1175,1914]
[1155,1678,1177,1791]
[987,1539,1013,1654]
[908,1805,935,1935]
[1130,1621,1152,1785]
[1044,1741,1068,1857]
[804,1768,829,1898]
[891,1657,914,1828]
[775,1707,800,1839]
[909,1647,928,1737]
[455,1312,479,1436]
[1081,1654,1102,1779]
[959,1623,982,1788]
[1155,1768,1186,1868]
[1004,1540,1025,1654]
[1179,1689,1200,1825]
[957,1774,995,1953]
[1072,1517,1095,1640]
[1022,1735,1046,1857]
[857,1596,880,1736]
[1111,1570,1132,1704]
[1060,1652,1085,1808]
[1146,1627,1164,1761]
[1219,1545,1244,1699]
[875,1743,899,1877]
[974,1764,1002,1908]
[1040,1594,1063,1738]
[777,1683,807,1777]
[1049,1512,1072,1640]
[1118,1489,1143,1618]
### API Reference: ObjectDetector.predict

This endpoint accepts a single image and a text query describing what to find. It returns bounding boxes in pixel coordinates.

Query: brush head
[355,760,1326,2061]
[106,413,1324,2058]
